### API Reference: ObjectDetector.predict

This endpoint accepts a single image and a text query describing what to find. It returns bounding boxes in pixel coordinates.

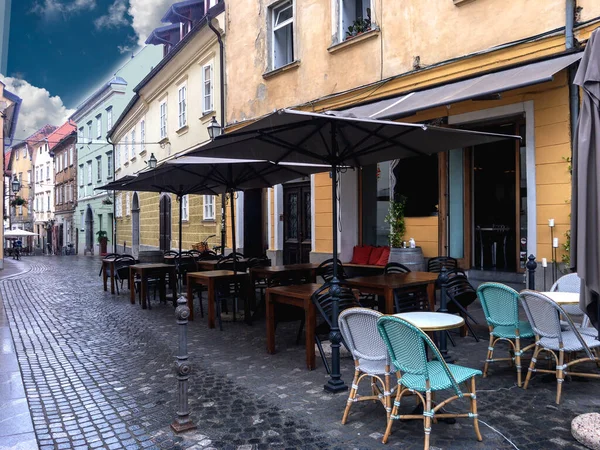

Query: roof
[107,1,225,140]
[2,87,22,150]
[161,0,206,24]
[25,124,57,147]
[47,121,77,151]
[71,76,128,119]
[145,23,180,46]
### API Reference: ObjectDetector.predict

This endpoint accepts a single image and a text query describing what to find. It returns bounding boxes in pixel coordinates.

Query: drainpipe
[207,13,228,255]
[107,136,117,253]
[566,0,579,156]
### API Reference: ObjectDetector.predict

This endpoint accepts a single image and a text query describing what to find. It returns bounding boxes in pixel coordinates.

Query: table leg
[141,275,148,309]
[158,274,166,304]
[384,287,394,314]
[266,291,275,354]
[110,263,115,295]
[306,299,316,370]
[207,279,215,329]
[103,263,108,292]
[129,268,135,304]
[427,283,435,312]
[187,277,194,321]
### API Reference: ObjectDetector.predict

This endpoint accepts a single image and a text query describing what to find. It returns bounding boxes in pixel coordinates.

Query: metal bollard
[527,255,537,290]
[170,295,197,433]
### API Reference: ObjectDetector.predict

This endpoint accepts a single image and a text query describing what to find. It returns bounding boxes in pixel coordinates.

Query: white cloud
[94,0,129,30]
[0,76,75,142]
[31,0,96,20]
[128,0,174,46]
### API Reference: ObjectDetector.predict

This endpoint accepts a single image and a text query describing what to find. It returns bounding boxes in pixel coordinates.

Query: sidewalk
[0,258,38,450]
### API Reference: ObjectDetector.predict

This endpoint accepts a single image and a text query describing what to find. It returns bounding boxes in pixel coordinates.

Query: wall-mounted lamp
[207,116,222,140]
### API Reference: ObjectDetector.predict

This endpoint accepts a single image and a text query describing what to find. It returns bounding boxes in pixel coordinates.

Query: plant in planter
[385,196,407,248]
[102,197,113,205]
[96,230,109,255]
[10,196,27,207]
[345,8,372,40]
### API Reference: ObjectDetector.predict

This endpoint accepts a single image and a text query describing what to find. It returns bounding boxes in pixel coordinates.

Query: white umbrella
[4,230,38,237]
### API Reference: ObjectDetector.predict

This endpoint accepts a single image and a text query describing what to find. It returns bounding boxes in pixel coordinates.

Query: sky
[1,0,174,142]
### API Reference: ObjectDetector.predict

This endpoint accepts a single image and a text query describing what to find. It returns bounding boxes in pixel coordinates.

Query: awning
[343,53,582,120]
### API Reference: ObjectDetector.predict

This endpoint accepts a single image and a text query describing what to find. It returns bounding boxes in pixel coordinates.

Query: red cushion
[368,246,384,265]
[376,247,390,266]
[350,246,373,265]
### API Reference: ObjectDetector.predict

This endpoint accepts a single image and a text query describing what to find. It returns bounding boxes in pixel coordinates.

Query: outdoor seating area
[97,247,600,448]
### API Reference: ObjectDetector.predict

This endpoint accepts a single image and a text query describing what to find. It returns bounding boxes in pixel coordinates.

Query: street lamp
[207,116,222,140]
[147,153,158,169]
[11,175,20,194]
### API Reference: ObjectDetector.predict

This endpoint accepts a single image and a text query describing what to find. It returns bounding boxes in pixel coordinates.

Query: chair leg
[216,296,223,331]
[556,349,565,405]
[314,336,331,374]
[423,390,432,450]
[470,377,482,441]
[382,388,400,444]
[514,336,523,387]
[446,330,456,347]
[483,333,495,378]
[341,367,360,424]
[523,345,540,390]
[464,319,480,342]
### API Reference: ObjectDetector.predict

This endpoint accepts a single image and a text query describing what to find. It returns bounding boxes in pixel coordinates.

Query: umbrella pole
[324,158,347,393]
[178,195,183,294]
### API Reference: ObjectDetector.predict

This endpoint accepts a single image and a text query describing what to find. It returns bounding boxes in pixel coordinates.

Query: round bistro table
[394,311,465,331]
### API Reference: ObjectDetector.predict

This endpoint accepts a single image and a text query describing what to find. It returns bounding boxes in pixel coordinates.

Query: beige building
[110,0,227,256]
[221,0,599,285]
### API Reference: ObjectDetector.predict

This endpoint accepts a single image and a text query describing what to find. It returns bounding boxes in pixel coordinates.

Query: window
[78,127,84,142]
[202,64,213,114]
[107,152,113,179]
[130,128,135,158]
[96,114,102,138]
[96,157,102,181]
[116,194,122,218]
[106,106,113,131]
[178,84,187,128]
[203,195,215,220]
[46,164,50,180]
[15,149,18,160]
[63,151,67,171]
[47,194,50,211]
[338,0,371,42]
[181,195,189,221]
[124,136,129,161]
[160,101,168,139]
[27,170,31,184]
[80,211,84,229]
[18,205,22,215]
[126,193,131,216]
[116,143,121,169]
[87,121,92,143]
[57,154,61,173]
[87,161,92,185]
[140,119,146,153]
[271,1,294,70]
[69,146,74,166]
[22,147,27,158]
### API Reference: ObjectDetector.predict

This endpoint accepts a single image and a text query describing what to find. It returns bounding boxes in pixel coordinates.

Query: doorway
[85,205,94,254]
[283,183,311,264]
[159,194,171,252]
[243,188,264,257]
[132,193,140,257]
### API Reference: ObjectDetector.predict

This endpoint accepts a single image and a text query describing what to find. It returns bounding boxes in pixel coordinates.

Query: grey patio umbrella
[571,28,600,335]
[185,108,520,392]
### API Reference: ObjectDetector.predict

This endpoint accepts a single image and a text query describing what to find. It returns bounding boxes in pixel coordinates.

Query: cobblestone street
[1,256,598,449]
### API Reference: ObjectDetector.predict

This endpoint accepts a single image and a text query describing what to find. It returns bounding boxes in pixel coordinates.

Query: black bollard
[526,255,537,290]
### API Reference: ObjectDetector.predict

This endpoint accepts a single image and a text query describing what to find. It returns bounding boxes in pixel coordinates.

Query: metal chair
[427,256,458,273]
[384,262,428,313]
[550,273,583,318]
[519,290,600,404]
[441,270,480,342]
[339,308,394,425]
[377,315,482,448]
[317,258,347,282]
[113,255,136,295]
[311,281,361,374]
[384,262,411,274]
[477,283,536,386]
[98,253,119,277]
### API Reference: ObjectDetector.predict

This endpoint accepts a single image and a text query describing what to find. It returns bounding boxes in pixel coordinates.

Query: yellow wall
[314,173,332,253]
[405,217,439,258]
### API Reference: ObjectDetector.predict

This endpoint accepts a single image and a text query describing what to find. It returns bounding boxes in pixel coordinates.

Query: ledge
[200,112,216,124]
[328,28,380,54]
[158,137,170,146]
[453,0,477,5]
[176,125,189,136]
[263,60,301,80]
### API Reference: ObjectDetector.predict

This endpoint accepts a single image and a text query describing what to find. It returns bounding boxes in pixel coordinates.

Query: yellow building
[110,1,227,256]
[1,80,22,268]
[222,0,599,284]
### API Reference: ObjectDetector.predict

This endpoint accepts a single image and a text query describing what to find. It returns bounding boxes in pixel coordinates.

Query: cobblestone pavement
[1,256,598,450]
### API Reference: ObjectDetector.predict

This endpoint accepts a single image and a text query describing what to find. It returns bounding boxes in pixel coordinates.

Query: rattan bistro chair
[550,272,585,319]
[477,283,536,386]
[377,316,482,448]
[519,290,600,404]
[339,308,394,425]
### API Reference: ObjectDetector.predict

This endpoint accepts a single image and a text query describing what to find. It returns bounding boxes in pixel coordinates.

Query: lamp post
[207,117,226,255]
[8,175,21,230]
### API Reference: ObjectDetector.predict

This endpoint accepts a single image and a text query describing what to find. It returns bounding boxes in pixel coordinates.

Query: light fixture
[11,175,20,193]
[207,116,222,140]
[147,153,158,169]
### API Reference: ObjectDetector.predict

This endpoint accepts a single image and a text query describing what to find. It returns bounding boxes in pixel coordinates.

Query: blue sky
[1,0,172,141]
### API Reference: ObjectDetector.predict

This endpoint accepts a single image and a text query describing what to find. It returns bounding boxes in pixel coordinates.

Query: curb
[0,258,33,281]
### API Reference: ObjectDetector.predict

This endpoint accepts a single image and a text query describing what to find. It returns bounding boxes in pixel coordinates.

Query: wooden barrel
[387,247,425,272]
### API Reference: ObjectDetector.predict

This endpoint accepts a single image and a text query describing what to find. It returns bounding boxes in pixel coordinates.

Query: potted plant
[346,8,372,40]
[385,195,425,271]
[102,197,113,205]
[10,196,27,207]
[96,230,109,256]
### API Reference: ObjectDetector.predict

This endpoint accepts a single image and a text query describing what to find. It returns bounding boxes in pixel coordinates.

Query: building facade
[49,122,77,254]
[71,45,162,255]
[110,0,226,257]
[222,0,600,283]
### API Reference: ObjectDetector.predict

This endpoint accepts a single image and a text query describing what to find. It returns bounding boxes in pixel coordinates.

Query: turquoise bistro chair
[477,282,535,387]
[377,315,482,449]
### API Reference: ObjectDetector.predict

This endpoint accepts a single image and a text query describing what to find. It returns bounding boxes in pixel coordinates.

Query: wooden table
[186,270,250,327]
[196,258,248,271]
[129,263,177,309]
[266,283,321,370]
[394,311,465,332]
[541,291,580,305]
[250,263,319,286]
[102,256,119,295]
[345,272,439,313]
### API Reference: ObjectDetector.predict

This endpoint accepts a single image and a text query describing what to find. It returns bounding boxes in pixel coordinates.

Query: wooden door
[159,194,171,252]
[283,183,311,264]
